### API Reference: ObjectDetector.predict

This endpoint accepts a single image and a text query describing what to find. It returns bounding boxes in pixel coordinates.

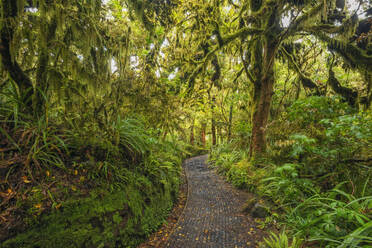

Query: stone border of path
[160,155,206,244]
[137,157,190,248]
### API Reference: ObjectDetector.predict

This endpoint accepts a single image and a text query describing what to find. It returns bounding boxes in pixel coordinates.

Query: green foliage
[263,97,372,247]
[226,161,250,189]
[233,121,252,148]
[211,96,371,247]
[319,114,372,160]
[0,113,182,246]
[288,135,316,159]
[287,187,372,247]
[268,96,371,190]
[114,117,151,157]
[260,163,319,207]
[25,117,68,170]
[209,143,243,174]
[0,0,187,244]
[209,144,267,191]
[262,232,303,248]
[287,96,353,126]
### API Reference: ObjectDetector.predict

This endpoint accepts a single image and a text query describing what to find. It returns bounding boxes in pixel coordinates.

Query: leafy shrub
[226,160,250,189]
[286,96,353,126]
[213,96,371,248]
[287,186,372,247]
[262,232,303,248]
[260,163,319,208]
[209,142,237,161]
[209,142,243,174]
[261,96,372,247]
[1,114,183,247]
[210,145,269,192]
[233,121,252,148]
[267,96,355,161]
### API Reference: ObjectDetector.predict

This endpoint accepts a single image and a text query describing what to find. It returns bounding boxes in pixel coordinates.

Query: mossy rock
[241,197,271,218]
[241,198,256,214]
[1,177,177,248]
[251,203,270,218]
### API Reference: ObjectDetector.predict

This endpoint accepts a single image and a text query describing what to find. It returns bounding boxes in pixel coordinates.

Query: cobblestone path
[164,155,263,248]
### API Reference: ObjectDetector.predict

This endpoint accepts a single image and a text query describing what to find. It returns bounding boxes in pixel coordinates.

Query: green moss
[1,168,179,248]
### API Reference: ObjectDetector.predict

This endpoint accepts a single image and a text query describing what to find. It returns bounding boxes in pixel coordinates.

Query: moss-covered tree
[171,0,371,159]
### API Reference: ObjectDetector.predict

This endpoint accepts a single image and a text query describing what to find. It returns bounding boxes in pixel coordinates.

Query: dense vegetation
[0,0,371,247]
[210,96,371,247]
[0,1,193,247]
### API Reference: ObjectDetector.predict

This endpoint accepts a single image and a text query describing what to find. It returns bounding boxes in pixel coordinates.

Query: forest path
[163,155,263,248]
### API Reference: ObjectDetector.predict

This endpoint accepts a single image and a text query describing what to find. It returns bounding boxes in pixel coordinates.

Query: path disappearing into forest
[163,155,263,248]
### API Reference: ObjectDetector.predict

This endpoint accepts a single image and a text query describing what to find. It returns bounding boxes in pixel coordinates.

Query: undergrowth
[0,105,189,247]
[209,96,372,248]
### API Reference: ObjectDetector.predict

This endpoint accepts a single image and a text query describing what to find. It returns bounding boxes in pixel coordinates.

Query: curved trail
[164,155,263,248]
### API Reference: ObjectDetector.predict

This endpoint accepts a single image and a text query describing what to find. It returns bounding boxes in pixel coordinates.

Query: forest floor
[139,155,264,248]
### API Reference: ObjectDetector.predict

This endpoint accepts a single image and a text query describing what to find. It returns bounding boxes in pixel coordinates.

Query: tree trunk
[190,121,195,145]
[0,0,34,110]
[34,15,57,116]
[201,123,206,147]
[249,37,277,158]
[328,68,357,107]
[34,49,49,115]
[249,74,274,157]
[245,0,281,159]
[211,117,216,146]
[227,103,233,140]
[218,126,223,144]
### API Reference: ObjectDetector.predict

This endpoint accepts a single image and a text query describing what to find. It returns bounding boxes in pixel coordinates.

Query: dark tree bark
[249,71,275,157]
[201,123,206,147]
[34,16,57,115]
[190,121,195,145]
[211,97,217,146]
[328,68,358,107]
[217,126,223,144]
[211,117,216,146]
[227,104,233,140]
[0,0,34,109]
[249,12,279,158]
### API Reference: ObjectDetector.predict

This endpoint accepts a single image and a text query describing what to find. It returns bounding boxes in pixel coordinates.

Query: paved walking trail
[163,155,263,248]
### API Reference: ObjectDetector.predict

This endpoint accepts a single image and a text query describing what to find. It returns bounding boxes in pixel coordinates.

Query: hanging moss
[287,2,324,35]
[311,31,372,72]
[280,46,320,94]
[327,36,372,68]
[300,75,320,93]
[328,68,357,107]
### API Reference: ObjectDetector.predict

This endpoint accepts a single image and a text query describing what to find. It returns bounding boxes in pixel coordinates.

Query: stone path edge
[137,155,195,248]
